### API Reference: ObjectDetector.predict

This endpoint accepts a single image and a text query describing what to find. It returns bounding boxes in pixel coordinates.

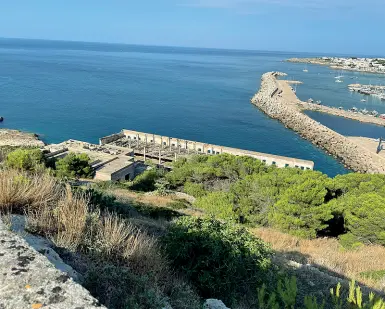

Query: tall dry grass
[252,227,385,289]
[0,169,60,213]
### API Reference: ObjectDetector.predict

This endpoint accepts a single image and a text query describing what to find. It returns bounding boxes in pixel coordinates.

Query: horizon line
[0,36,383,58]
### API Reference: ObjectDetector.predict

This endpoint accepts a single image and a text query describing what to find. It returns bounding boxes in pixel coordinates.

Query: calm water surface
[2,39,383,176]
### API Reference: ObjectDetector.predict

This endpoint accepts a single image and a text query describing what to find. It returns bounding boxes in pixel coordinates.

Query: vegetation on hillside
[3,148,385,308]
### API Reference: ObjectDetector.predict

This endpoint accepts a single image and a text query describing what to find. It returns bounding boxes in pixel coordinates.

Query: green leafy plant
[162,216,272,305]
[6,148,44,171]
[55,152,93,178]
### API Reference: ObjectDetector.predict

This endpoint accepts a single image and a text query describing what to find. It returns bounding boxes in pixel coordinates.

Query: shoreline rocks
[251,72,385,174]
[0,129,44,147]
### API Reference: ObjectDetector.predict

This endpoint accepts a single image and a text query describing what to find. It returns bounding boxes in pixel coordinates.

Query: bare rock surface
[0,218,106,309]
[203,299,230,309]
[0,129,44,147]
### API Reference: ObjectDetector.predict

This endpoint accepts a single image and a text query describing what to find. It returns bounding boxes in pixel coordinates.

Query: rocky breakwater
[251,72,385,174]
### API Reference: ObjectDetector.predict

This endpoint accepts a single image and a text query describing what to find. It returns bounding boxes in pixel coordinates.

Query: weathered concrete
[251,72,385,174]
[0,218,106,309]
[101,129,315,170]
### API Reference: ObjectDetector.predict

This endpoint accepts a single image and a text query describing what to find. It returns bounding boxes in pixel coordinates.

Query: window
[134,137,136,140]
[285,164,289,168]
[207,150,211,154]
[300,166,305,170]
[216,151,220,154]
[262,159,266,163]
[163,142,166,145]
[295,165,299,168]
[172,143,175,147]
[306,167,311,170]
[198,148,202,152]
[272,161,276,165]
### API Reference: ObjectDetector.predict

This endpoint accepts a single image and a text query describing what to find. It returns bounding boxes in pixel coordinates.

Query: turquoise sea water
[1,39,384,176]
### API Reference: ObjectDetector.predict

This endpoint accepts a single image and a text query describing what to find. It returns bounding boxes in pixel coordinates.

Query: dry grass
[0,169,60,213]
[252,227,385,289]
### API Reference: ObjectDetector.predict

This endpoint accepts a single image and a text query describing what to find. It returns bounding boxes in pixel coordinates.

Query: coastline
[0,129,44,147]
[287,57,385,75]
[251,72,385,174]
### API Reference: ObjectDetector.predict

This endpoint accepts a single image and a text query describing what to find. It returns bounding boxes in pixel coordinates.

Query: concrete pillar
[144,147,146,162]
[145,134,148,146]
[169,137,171,151]
[194,142,197,152]
[137,134,139,147]
[161,137,163,149]
[159,149,162,165]
[129,138,131,148]
[175,153,177,162]
[153,134,155,145]
[221,148,223,154]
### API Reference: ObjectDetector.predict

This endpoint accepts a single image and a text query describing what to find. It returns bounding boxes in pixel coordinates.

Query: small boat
[380,114,385,120]
[316,100,322,105]
[335,79,343,83]
[0,116,3,122]
[349,107,358,112]
[361,99,367,102]
[338,106,343,110]
[307,98,314,103]
[360,108,369,115]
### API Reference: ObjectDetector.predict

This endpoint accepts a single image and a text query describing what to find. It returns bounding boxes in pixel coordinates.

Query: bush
[335,193,385,246]
[162,216,272,305]
[55,152,93,179]
[183,181,207,198]
[6,148,44,171]
[195,192,234,220]
[83,264,168,309]
[338,233,363,250]
[268,173,333,238]
[129,168,164,192]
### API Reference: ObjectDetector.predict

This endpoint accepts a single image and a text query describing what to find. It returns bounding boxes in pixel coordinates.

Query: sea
[1,38,385,177]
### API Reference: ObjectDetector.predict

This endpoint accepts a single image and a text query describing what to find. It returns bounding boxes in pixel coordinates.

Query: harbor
[348,83,385,101]
[251,71,385,174]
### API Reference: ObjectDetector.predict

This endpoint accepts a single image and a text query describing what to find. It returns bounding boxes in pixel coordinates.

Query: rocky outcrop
[0,129,44,147]
[251,72,385,174]
[0,218,106,309]
[203,299,230,309]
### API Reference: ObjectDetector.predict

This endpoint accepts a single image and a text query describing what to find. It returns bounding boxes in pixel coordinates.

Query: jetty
[251,72,385,174]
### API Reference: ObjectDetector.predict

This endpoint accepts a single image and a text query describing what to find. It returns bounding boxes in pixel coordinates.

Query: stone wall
[99,132,124,145]
[251,72,385,174]
[0,219,106,309]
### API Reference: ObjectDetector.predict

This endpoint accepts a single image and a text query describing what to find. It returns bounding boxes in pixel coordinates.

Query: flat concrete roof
[95,157,134,175]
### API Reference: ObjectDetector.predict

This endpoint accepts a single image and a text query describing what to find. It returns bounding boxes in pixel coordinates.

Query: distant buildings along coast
[287,57,385,74]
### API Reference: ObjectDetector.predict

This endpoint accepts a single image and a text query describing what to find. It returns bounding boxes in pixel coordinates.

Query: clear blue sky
[1,0,384,55]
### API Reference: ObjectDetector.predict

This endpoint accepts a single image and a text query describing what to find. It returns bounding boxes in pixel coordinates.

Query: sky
[0,0,384,55]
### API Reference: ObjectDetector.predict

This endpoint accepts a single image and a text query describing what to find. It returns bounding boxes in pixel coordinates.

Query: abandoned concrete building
[100,129,314,170]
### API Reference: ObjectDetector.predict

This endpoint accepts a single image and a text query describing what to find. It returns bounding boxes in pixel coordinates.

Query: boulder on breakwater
[251,72,385,174]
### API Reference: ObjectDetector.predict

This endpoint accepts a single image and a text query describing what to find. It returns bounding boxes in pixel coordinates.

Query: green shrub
[129,168,164,192]
[183,181,207,198]
[338,233,363,250]
[268,174,333,238]
[194,192,234,220]
[162,216,272,305]
[55,152,93,178]
[6,148,44,171]
[83,264,168,309]
[334,193,385,246]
